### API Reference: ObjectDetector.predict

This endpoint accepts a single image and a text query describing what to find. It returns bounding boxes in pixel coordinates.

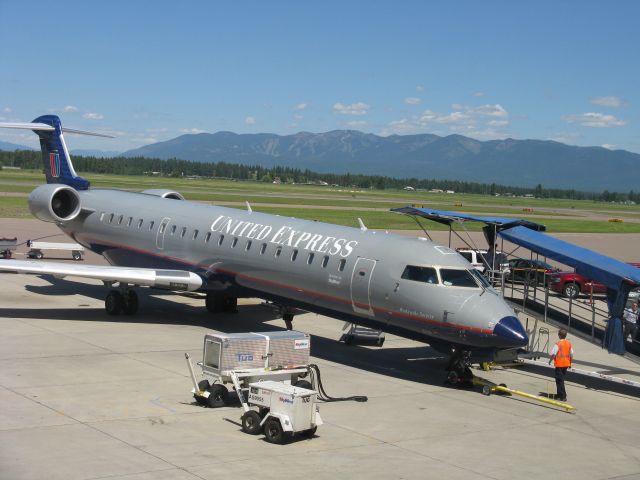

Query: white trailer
[27,240,84,260]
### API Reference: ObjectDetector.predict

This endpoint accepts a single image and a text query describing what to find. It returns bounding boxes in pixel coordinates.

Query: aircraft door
[350,257,376,316]
[156,217,171,250]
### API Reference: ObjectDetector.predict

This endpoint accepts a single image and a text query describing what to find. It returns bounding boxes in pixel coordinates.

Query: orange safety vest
[554,339,572,368]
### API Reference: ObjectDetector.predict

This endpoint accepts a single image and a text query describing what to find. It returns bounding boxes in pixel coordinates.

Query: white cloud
[380,103,510,138]
[590,96,625,108]
[294,114,303,120]
[562,112,626,128]
[83,112,104,120]
[602,144,617,150]
[333,102,369,116]
[245,116,256,125]
[346,120,367,128]
[404,97,421,105]
[130,136,157,145]
[416,85,424,92]
[179,128,207,134]
[3,107,12,113]
[473,92,485,97]
[294,103,307,111]
[63,105,78,112]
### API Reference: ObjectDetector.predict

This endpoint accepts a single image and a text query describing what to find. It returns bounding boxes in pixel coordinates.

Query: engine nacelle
[28,184,82,223]
[141,189,185,200]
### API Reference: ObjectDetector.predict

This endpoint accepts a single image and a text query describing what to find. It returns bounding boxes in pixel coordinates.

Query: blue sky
[0,1,638,153]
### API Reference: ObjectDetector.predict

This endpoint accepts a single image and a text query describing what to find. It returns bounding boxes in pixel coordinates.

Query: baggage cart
[26,240,84,260]
[0,237,17,259]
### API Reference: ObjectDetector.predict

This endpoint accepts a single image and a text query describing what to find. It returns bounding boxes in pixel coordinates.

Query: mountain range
[122,131,639,192]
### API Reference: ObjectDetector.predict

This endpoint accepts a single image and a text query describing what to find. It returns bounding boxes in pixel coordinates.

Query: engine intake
[141,189,185,200]
[28,184,82,223]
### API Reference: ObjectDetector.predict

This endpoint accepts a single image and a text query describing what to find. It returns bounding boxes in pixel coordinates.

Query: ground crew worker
[548,328,573,402]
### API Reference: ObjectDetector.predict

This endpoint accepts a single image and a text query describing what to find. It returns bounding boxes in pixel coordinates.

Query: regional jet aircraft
[0,115,528,379]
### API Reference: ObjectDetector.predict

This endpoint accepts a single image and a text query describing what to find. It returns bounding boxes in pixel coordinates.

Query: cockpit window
[470,268,491,288]
[401,265,438,284]
[440,268,478,288]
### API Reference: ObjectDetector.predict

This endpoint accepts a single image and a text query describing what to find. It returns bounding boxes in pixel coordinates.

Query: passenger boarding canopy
[499,226,640,291]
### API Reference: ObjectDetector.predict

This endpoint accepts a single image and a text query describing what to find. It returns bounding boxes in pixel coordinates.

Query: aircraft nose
[493,316,528,348]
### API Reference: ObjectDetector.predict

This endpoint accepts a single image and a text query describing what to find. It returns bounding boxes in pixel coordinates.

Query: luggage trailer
[0,237,17,259]
[185,331,322,442]
[26,240,84,260]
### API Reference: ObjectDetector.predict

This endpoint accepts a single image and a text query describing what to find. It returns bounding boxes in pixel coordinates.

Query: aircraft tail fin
[0,115,113,190]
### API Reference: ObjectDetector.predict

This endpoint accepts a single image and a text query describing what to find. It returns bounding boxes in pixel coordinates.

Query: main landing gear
[205,292,238,314]
[105,289,139,316]
[445,348,474,387]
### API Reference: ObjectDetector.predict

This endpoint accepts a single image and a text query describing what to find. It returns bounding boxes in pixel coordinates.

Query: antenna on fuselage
[357,218,367,231]
[246,201,252,213]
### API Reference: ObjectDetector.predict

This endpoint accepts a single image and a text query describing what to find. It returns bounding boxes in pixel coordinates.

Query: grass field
[1,169,639,233]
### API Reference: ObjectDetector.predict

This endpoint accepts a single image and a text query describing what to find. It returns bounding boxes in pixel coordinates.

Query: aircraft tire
[122,291,139,315]
[105,291,123,315]
[72,251,82,261]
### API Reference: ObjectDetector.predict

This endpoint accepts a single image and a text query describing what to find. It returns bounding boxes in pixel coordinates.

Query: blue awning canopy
[499,226,640,290]
[391,206,546,232]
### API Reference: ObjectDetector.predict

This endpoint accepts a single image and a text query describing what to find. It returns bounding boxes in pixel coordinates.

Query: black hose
[307,364,368,403]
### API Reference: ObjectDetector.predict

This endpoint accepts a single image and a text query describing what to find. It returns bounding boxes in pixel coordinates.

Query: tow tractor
[0,237,17,259]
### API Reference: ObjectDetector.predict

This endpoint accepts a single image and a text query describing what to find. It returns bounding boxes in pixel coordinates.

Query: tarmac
[2,220,640,479]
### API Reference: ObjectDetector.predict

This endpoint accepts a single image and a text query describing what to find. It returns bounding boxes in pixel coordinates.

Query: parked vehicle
[507,259,557,285]
[549,272,606,298]
[457,248,508,273]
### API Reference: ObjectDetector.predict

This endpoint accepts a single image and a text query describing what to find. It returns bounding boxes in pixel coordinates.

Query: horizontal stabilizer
[0,260,203,291]
[0,122,113,138]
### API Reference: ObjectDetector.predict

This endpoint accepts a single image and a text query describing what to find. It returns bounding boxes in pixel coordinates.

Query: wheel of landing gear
[446,370,459,385]
[122,291,139,315]
[105,291,124,315]
[72,251,82,261]
[482,385,492,396]
[241,410,262,435]
[35,252,43,259]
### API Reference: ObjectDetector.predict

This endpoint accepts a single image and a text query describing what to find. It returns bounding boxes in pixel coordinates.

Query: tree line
[0,149,638,203]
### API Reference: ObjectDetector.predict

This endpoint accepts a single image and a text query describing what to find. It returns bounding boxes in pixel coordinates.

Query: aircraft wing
[0,260,202,291]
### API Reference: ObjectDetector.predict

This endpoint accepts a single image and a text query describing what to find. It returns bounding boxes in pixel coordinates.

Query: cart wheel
[198,379,211,391]
[300,426,317,438]
[241,411,262,435]
[206,384,228,408]
[294,380,313,390]
[482,385,492,396]
[72,251,82,261]
[35,252,43,259]
[263,418,285,444]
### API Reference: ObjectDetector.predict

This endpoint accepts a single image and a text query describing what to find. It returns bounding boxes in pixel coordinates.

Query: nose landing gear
[445,348,474,386]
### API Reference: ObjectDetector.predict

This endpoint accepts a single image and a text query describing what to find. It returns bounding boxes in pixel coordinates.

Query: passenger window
[137,219,143,228]
[231,237,238,248]
[118,215,123,225]
[149,221,155,231]
[401,265,439,284]
[246,240,252,251]
[338,259,346,272]
[181,227,187,238]
[218,234,224,246]
[193,230,199,240]
[127,217,132,227]
[99,212,105,222]
[322,255,329,268]
[275,246,282,258]
[109,213,114,223]
[440,269,478,288]
[205,232,211,243]
[291,250,298,261]
[307,253,314,265]
[260,243,267,255]
[171,225,177,235]
[159,223,166,234]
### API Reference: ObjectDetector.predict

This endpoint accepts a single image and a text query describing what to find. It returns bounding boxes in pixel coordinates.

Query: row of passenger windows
[401,265,489,288]
[99,212,348,272]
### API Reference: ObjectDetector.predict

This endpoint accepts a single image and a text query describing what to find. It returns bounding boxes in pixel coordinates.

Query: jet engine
[28,184,82,223]
[141,189,185,200]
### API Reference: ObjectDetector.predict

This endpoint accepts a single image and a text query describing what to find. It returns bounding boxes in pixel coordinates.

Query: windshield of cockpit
[401,265,489,289]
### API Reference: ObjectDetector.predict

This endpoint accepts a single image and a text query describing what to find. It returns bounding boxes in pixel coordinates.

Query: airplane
[0,115,528,382]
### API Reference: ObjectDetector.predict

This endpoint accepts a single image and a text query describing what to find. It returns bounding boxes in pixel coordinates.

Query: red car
[550,263,640,299]
[549,272,606,298]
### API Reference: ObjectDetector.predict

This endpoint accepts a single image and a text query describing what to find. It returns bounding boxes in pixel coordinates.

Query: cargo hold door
[350,257,376,316]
